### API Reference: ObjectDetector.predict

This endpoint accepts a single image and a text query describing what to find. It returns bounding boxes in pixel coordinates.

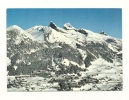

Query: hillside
[7,22,122,91]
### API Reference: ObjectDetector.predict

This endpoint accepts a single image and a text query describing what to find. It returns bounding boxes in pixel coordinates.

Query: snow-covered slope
[7,22,122,91]
[25,22,121,52]
[7,25,35,41]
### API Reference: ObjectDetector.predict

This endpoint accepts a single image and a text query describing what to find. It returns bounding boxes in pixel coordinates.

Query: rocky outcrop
[49,21,57,29]
[100,31,108,36]
[63,23,75,30]
[77,28,88,36]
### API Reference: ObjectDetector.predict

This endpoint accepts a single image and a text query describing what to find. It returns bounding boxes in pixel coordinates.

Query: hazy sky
[7,8,122,38]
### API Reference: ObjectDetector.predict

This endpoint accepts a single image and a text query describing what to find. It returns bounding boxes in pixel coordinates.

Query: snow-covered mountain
[7,22,122,91]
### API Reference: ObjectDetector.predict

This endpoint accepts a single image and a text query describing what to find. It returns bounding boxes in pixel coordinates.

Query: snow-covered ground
[86,58,122,79]
[73,58,122,91]
[7,57,11,66]
[7,57,122,91]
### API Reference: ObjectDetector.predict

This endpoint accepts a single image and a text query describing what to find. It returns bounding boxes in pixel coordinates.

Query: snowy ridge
[24,22,121,52]
[7,25,35,41]
[7,23,121,47]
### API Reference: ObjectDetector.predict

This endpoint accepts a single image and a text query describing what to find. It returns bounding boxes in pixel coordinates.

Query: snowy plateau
[7,22,122,91]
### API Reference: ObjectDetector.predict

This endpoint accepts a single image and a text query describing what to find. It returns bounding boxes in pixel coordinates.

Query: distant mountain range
[7,22,122,91]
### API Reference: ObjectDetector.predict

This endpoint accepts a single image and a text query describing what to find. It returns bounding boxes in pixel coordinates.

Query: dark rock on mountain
[49,21,57,29]
[106,38,116,43]
[77,28,88,36]
[100,31,108,36]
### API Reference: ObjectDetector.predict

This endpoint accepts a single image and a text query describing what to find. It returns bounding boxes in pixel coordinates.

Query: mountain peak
[7,25,23,31]
[49,21,57,29]
[63,23,75,30]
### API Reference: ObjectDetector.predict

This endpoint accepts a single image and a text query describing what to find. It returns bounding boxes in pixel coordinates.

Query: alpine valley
[7,22,122,91]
